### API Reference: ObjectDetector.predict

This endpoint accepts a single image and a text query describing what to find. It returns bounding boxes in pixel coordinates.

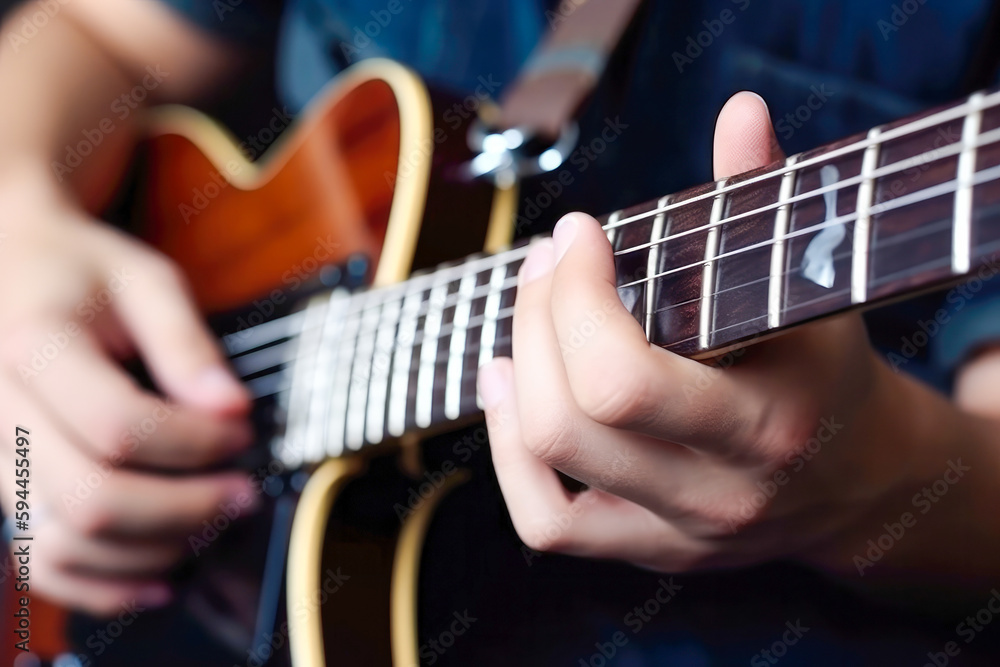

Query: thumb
[713,91,785,180]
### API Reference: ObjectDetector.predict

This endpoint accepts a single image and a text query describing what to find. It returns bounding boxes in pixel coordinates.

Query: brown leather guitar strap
[497,0,647,140]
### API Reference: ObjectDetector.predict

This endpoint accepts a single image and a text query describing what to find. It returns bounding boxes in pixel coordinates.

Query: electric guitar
[16,59,1000,666]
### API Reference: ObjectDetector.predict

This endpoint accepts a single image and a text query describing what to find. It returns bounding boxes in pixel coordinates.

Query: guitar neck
[232,88,1000,467]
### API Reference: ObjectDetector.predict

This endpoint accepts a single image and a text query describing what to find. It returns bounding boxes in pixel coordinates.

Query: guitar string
[603,90,1000,233]
[235,215,979,389]
[248,227,1000,410]
[614,123,1000,261]
[224,104,1000,360]
[228,154,1000,372]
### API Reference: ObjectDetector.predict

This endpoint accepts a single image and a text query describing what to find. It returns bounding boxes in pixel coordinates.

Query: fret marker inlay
[802,164,844,289]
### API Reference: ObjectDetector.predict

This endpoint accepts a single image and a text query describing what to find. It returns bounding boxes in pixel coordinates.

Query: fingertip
[478,358,513,411]
[185,367,252,416]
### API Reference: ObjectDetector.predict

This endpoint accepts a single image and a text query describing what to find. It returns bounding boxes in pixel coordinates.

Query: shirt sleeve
[932,267,1000,377]
[157,0,285,45]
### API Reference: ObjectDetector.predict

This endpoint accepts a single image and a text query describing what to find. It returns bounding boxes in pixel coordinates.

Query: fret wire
[415,274,450,429]
[605,211,621,245]
[326,299,363,457]
[644,197,670,340]
[475,263,509,409]
[699,182,726,350]
[954,91,986,274]
[366,292,402,445]
[307,289,350,462]
[445,270,479,421]
[276,295,328,467]
[345,299,382,451]
[387,282,424,438]
[851,127,882,304]
[605,89,1000,232]
[768,156,799,328]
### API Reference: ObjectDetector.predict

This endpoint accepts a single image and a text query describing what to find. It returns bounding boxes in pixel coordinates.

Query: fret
[605,210,621,244]
[387,281,424,437]
[415,275,450,429]
[306,289,350,461]
[326,300,363,456]
[445,269,479,421]
[278,296,328,467]
[954,92,986,274]
[477,262,509,368]
[611,200,663,326]
[712,164,786,346]
[973,103,1000,261]
[647,181,720,354]
[769,156,799,328]
[851,128,883,304]
[344,300,381,450]
[365,292,402,445]
[644,197,670,339]
[699,181,726,350]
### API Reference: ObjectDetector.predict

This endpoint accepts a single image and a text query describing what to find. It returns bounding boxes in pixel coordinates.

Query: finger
[7,325,252,468]
[0,373,258,540]
[30,564,172,618]
[548,213,765,457]
[713,90,785,179]
[480,358,697,565]
[106,252,250,416]
[507,241,752,513]
[41,521,186,578]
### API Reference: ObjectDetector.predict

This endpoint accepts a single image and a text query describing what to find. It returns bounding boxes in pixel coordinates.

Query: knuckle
[575,374,647,428]
[67,502,115,539]
[523,419,579,468]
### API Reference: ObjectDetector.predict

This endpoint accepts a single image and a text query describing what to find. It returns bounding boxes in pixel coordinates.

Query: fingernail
[477,361,510,410]
[136,585,172,608]
[519,239,555,285]
[553,214,579,264]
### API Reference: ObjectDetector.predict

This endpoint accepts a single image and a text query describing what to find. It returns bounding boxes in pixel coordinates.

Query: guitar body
[32,59,511,667]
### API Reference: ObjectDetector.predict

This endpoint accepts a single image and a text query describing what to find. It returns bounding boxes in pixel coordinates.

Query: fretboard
[228,88,1000,468]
